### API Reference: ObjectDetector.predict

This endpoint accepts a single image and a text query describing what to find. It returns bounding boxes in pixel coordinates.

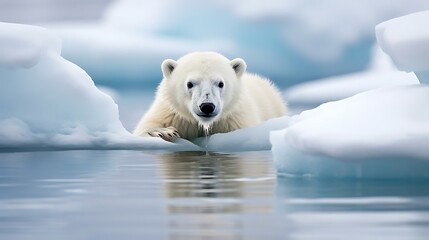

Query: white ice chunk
[0,22,198,151]
[376,10,429,83]
[0,23,61,68]
[271,86,429,179]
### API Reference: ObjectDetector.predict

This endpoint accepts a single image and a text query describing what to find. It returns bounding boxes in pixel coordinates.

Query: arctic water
[1,149,429,240]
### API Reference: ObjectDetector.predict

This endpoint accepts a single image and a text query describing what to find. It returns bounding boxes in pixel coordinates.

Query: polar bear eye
[218,82,224,88]
[187,82,194,89]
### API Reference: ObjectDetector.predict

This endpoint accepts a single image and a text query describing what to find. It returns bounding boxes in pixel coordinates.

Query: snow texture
[271,86,429,179]
[285,46,419,111]
[376,10,429,84]
[45,0,429,88]
[0,22,198,151]
[274,11,429,179]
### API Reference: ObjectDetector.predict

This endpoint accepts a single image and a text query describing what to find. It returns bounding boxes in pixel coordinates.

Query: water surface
[0,150,428,240]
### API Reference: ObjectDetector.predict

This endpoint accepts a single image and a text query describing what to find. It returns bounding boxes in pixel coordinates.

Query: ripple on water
[0,150,428,240]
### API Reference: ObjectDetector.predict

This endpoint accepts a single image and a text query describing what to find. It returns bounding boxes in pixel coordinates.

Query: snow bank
[0,22,197,151]
[376,10,429,83]
[271,86,429,179]
[45,0,429,87]
[0,23,61,68]
[273,11,429,178]
[284,46,419,111]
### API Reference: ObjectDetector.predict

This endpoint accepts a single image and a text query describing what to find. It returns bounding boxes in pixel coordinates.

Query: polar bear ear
[230,58,247,78]
[161,59,177,78]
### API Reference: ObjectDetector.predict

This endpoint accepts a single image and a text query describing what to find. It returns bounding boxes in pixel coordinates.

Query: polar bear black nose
[199,103,215,115]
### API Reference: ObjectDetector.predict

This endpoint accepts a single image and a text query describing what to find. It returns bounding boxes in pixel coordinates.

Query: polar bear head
[160,52,246,127]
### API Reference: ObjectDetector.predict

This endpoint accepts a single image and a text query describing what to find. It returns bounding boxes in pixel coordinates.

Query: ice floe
[0,22,197,151]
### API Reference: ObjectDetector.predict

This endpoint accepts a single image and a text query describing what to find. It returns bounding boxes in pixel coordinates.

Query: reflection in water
[1,150,429,240]
[0,150,282,240]
[157,151,282,240]
[159,152,246,199]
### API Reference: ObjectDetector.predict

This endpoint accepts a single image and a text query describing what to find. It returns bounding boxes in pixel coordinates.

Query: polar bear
[133,52,287,141]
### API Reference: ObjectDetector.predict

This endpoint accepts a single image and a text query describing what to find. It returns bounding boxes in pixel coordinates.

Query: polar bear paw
[146,127,180,142]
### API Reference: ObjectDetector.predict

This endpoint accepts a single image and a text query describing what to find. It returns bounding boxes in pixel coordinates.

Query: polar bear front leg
[133,96,182,142]
[145,126,180,142]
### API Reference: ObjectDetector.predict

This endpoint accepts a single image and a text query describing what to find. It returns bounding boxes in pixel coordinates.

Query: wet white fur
[133,52,287,140]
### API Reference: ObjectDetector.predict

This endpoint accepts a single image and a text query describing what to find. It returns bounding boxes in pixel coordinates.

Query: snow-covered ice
[271,85,429,179]
[376,10,429,84]
[273,10,429,179]
[0,22,197,151]
[279,11,429,178]
[44,0,429,87]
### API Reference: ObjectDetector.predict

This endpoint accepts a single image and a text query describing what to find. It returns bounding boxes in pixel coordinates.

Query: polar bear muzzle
[199,103,216,116]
